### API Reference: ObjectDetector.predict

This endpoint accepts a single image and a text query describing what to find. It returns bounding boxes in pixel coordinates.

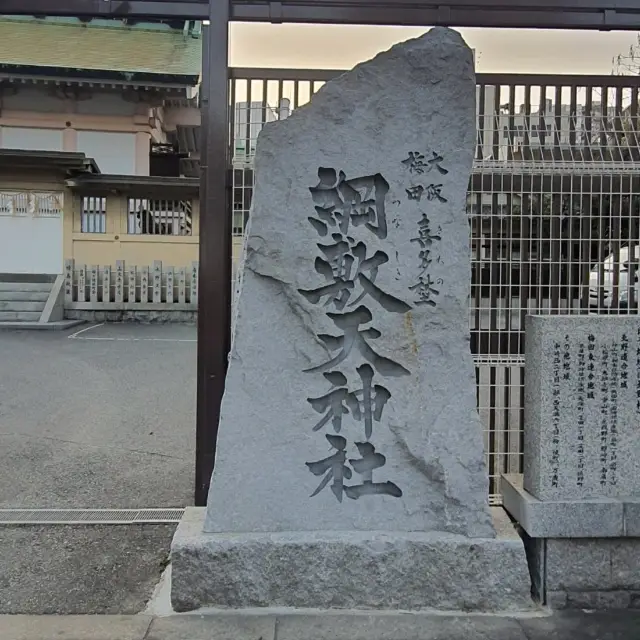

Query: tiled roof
[0,18,201,79]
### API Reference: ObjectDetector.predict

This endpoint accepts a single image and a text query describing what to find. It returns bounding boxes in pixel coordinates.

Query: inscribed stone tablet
[524,315,640,501]
[204,27,493,538]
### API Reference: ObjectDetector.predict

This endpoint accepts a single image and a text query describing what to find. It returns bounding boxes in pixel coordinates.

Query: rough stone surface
[526,537,640,609]
[205,27,493,537]
[171,508,534,613]
[612,540,640,589]
[546,539,613,591]
[524,316,640,501]
[625,499,640,536]
[501,473,624,538]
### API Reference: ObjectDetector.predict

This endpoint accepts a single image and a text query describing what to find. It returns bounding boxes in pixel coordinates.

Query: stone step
[0,320,84,331]
[0,290,50,303]
[0,300,46,313]
[0,282,52,293]
[0,311,42,322]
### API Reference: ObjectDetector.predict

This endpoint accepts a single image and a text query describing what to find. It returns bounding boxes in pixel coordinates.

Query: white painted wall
[2,127,63,151]
[0,215,63,274]
[77,130,136,175]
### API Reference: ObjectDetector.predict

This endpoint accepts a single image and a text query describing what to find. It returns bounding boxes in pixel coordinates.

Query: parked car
[589,245,640,312]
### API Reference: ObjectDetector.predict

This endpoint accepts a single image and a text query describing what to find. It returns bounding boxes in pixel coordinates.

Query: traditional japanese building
[0,15,202,275]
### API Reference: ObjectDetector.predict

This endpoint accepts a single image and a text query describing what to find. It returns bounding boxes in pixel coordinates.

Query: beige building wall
[1,169,244,273]
[69,194,201,268]
[0,86,168,176]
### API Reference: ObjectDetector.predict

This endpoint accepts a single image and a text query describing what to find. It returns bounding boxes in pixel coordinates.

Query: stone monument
[502,315,640,609]
[171,27,532,612]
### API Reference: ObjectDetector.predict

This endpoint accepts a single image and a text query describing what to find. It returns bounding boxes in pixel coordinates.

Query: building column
[62,126,77,152]
[135,131,151,176]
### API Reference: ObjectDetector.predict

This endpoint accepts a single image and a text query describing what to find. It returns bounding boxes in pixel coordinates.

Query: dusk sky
[228,24,639,74]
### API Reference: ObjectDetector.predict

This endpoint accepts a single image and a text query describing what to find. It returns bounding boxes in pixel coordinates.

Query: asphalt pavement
[0,323,196,613]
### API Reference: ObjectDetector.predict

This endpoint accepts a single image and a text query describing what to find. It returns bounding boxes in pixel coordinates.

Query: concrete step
[0,300,46,313]
[0,282,52,293]
[0,320,84,331]
[0,311,42,322]
[0,290,50,302]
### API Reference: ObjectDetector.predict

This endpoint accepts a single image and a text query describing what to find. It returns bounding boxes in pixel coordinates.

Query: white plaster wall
[77,130,136,174]
[2,127,63,151]
[0,215,63,274]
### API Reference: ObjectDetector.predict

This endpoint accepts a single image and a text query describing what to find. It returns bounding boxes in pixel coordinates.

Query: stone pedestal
[172,27,532,613]
[502,316,640,610]
[171,507,533,612]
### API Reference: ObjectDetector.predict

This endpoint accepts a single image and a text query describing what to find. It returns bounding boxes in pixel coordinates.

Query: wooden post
[64,259,74,304]
[153,260,163,304]
[178,267,187,304]
[140,266,149,304]
[195,7,231,506]
[78,265,86,303]
[191,261,199,304]
[166,266,175,305]
[89,265,98,303]
[127,265,137,304]
[115,260,125,304]
[102,265,112,303]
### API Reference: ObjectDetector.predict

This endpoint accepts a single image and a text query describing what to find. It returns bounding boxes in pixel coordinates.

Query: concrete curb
[0,615,153,640]
[1,610,640,640]
[0,320,84,331]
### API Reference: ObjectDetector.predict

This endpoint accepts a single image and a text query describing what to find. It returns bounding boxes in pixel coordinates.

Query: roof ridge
[0,16,185,35]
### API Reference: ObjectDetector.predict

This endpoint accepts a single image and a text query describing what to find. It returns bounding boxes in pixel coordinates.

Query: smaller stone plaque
[524,315,640,501]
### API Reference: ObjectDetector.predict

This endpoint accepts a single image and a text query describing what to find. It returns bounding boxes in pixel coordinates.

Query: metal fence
[227,69,640,503]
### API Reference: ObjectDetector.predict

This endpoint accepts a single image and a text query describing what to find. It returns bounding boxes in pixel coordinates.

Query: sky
[228,24,640,74]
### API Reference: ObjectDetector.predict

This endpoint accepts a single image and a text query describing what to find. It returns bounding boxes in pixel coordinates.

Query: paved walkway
[0,324,195,614]
[1,611,640,640]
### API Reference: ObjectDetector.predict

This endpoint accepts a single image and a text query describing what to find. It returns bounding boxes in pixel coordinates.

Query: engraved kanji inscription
[303,167,408,502]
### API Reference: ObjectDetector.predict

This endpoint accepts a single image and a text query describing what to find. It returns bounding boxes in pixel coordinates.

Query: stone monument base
[170,508,534,613]
[502,474,640,610]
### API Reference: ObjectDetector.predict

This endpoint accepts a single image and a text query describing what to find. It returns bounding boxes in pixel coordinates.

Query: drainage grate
[0,508,185,525]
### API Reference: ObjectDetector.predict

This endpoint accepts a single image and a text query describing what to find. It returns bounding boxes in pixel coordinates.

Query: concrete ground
[0,323,196,613]
[1,611,640,640]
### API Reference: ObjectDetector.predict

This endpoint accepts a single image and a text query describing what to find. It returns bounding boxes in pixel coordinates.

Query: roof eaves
[0,64,199,88]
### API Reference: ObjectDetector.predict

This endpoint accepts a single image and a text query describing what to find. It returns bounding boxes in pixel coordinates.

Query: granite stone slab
[624,499,640,536]
[545,539,614,591]
[524,315,640,501]
[501,473,624,537]
[171,508,534,613]
[611,540,640,590]
[204,27,493,537]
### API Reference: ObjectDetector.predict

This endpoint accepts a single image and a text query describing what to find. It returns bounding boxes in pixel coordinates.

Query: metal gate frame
[3,0,640,505]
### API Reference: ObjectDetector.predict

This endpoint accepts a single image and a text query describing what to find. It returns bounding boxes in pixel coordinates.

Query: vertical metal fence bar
[600,83,608,156]
[539,84,547,150]
[492,84,500,161]
[507,84,516,162]
[477,83,486,160]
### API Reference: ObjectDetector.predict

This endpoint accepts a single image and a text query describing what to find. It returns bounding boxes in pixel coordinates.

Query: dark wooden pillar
[195,0,231,506]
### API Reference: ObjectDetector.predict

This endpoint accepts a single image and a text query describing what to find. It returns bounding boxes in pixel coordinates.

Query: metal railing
[127,198,193,236]
[226,68,640,503]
